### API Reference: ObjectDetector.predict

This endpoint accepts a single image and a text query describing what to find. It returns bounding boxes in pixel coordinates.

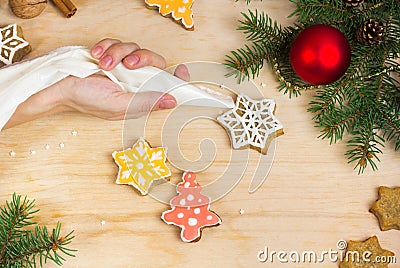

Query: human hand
[59,38,190,120]
[4,39,190,130]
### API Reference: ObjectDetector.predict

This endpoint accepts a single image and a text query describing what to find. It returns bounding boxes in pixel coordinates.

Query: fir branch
[345,112,384,174]
[0,194,38,256]
[225,43,268,82]
[0,194,76,267]
[238,10,284,43]
[230,0,400,172]
[5,223,75,267]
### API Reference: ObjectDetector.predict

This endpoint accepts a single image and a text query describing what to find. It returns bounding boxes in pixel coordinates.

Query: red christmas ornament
[290,24,351,85]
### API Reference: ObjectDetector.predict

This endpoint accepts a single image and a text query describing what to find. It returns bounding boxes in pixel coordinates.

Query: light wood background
[0,1,399,267]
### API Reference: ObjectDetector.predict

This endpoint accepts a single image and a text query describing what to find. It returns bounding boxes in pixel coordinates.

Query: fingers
[125,92,176,119]
[91,38,166,71]
[91,39,141,71]
[123,49,166,70]
[173,64,190,82]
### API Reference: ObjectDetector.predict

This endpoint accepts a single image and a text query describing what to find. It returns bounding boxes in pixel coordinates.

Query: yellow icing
[145,0,194,29]
[112,138,170,195]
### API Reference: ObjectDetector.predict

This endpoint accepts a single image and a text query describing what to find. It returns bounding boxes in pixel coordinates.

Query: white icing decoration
[206,215,212,221]
[184,182,191,188]
[187,194,194,201]
[194,208,200,214]
[178,7,186,13]
[136,162,144,170]
[198,198,202,203]
[0,24,30,65]
[180,198,186,206]
[188,218,197,226]
[138,174,146,186]
[217,94,283,153]
[177,213,184,219]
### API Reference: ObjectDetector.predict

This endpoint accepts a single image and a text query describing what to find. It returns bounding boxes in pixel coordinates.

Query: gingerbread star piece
[217,94,284,154]
[161,172,221,242]
[0,24,31,67]
[339,236,395,268]
[112,137,171,195]
[145,0,194,30]
[370,186,400,231]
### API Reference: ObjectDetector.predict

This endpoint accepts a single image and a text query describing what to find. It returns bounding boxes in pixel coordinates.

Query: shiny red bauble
[290,24,351,85]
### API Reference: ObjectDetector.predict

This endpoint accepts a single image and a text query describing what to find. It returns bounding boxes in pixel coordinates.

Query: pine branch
[238,10,284,43]
[345,112,384,174]
[5,223,75,267]
[0,194,38,256]
[230,0,399,173]
[0,194,76,267]
[225,43,269,82]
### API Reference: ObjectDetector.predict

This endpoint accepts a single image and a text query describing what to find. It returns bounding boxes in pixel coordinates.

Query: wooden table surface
[0,1,399,267]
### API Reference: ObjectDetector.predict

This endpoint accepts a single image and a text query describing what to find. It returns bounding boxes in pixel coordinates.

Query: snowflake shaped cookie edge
[112,137,171,195]
[217,94,284,154]
[145,0,195,30]
[0,24,31,66]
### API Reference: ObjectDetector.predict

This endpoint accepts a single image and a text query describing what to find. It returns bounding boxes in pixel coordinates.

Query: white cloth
[0,46,234,130]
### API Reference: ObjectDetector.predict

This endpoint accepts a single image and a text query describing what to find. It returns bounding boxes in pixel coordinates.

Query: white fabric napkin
[0,46,235,130]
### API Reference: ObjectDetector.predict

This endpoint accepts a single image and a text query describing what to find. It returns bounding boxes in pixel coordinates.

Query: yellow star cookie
[370,186,400,231]
[339,236,395,268]
[145,0,194,30]
[112,137,171,195]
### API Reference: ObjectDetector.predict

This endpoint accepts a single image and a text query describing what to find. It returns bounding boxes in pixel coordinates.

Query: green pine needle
[226,0,400,173]
[0,193,76,268]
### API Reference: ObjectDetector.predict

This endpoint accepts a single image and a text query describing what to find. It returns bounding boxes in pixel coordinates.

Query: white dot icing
[188,218,197,226]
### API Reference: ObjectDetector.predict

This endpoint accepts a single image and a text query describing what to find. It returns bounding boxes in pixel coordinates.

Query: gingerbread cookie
[370,186,400,231]
[217,94,284,154]
[112,137,171,195]
[145,0,194,30]
[0,24,31,67]
[161,172,221,242]
[339,236,395,268]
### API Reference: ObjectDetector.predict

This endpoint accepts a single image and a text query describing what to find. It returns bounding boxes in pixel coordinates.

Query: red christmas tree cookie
[145,0,194,30]
[161,172,221,242]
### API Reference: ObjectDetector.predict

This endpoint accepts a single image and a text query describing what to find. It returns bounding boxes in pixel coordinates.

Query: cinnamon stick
[51,0,77,18]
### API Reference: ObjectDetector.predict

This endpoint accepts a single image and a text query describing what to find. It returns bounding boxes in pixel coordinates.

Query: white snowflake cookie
[217,94,284,154]
[0,24,31,67]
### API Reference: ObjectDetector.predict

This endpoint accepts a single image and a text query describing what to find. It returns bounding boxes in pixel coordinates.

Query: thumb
[125,91,176,119]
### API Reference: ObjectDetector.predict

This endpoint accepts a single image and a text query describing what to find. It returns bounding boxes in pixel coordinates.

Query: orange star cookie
[370,186,400,231]
[339,236,395,268]
[145,0,194,30]
[112,137,171,195]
